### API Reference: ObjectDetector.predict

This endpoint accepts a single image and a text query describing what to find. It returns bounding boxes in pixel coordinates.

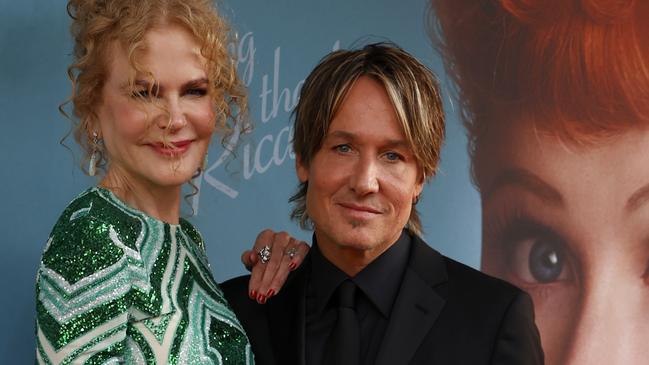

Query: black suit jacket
[222,234,544,365]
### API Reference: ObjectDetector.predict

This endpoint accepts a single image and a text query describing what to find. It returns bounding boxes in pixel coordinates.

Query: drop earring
[88,132,102,177]
[201,153,209,172]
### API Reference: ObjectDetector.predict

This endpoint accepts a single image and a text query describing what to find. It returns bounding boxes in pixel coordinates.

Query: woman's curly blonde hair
[62,0,248,174]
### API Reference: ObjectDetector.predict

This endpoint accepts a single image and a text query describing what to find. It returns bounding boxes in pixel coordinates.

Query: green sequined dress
[35,187,254,365]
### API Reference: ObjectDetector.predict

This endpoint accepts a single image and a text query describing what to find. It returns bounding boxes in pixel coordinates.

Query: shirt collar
[309,230,412,318]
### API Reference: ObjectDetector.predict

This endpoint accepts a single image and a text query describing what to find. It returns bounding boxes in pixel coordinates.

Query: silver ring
[285,247,298,259]
[257,245,271,264]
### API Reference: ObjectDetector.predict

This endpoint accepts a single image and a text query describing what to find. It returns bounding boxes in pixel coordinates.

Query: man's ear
[413,171,425,201]
[296,156,309,183]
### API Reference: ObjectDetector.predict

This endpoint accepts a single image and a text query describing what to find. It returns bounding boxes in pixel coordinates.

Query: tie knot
[337,280,356,309]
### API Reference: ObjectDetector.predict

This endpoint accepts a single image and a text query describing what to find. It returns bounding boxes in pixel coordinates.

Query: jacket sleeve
[490,290,545,365]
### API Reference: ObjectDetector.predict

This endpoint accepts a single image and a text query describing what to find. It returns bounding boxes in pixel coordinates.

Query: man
[222,43,544,365]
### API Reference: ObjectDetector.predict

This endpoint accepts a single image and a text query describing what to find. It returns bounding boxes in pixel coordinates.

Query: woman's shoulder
[40,187,143,283]
[51,187,137,227]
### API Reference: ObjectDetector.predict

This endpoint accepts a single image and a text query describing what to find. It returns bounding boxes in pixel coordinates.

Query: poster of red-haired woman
[431,0,649,363]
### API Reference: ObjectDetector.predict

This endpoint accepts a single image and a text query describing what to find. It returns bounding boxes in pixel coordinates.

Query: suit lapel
[374,235,448,365]
[267,255,310,365]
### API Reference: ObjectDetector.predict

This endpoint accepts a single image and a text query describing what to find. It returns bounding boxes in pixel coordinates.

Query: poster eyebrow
[483,167,564,205]
[626,182,649,213]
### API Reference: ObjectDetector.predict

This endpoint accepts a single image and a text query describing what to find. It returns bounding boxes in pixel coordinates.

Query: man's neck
[314,231,402,277]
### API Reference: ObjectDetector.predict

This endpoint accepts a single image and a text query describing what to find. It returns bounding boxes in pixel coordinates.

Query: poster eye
[528,238,565,283]
[509,231,569,285]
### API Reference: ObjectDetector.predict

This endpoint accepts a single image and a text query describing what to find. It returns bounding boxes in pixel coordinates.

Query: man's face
[297,76,423,272]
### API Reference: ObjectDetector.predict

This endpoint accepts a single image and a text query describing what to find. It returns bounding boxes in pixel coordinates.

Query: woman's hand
[241,229,310,304]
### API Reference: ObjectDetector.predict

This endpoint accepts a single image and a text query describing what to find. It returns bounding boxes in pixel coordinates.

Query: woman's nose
[562,265,648,364]
[156,98,186,132]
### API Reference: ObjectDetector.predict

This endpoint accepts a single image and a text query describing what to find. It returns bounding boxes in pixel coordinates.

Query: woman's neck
[100,168,182,224]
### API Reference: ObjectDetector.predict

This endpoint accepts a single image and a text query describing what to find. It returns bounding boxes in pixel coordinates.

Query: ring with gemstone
[285,247,298,259]
[257,245,271,264]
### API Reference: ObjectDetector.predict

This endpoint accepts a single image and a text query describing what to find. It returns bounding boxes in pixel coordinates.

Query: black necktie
[324,280,360,365]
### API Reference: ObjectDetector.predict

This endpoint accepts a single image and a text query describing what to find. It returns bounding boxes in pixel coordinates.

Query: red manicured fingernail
[289,262,297,270]
[266,289,275,297]
[257,294,266,304]
[249,290,256,299]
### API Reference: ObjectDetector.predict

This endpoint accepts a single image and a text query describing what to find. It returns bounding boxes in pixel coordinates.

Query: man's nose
[562,263,648,364]
[349,156,379,195]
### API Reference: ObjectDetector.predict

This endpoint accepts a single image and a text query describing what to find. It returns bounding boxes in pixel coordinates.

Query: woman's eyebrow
[184,77,209,87]
[483,167,564,206]
[121,78,208,93]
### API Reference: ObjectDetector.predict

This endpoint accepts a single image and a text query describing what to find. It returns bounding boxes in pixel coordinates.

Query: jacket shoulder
[443,256,522,300]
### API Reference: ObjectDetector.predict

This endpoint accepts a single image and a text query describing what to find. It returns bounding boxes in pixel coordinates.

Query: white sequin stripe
[69,202,92,222]
[95,187,147,252]
[177,228,210,270]
[109,226,143,263]
[37,313,128,365]
[39,270,130,324]
[125,337,147,365]
[158,226,180,315]
[178,239,222,298]
[130,238,185,363]
[138,218,165,276]
[39,255,128,297]
[246,344,254,365]
[109,226,151,292]
[178,283,223,365]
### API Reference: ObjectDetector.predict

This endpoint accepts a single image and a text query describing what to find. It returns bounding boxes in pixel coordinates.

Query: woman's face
[477,121,649,365]
[96,24,215,191]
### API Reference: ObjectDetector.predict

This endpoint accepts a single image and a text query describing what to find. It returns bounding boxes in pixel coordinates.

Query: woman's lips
[148,140,192,156]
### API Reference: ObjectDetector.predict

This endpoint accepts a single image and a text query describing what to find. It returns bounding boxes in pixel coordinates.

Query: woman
[431,0,649,364]
[35,0,306,363]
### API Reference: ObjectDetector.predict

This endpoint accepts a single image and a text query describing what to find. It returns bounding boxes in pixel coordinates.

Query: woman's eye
[510,235,569,284]
[186,88,207,96]
[132,89,150,98]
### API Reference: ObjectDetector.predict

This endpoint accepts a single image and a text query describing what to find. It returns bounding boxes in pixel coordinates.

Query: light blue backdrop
[0,0,480,362]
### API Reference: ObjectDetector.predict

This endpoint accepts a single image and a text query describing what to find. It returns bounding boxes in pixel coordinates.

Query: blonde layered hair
[63,0,247,174]
[290,43,445,235]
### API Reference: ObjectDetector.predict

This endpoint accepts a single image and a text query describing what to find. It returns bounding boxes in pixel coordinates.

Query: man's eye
[384,152,402,161]
[335,144,351,153]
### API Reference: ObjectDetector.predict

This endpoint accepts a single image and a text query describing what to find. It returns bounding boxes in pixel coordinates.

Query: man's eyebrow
[626,182,649,213]
[326,130,354,140]
[326,130,410,148]
[482,167,564,206]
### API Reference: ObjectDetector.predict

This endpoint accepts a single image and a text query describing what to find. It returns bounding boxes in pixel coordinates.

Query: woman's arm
[35,214,133,364]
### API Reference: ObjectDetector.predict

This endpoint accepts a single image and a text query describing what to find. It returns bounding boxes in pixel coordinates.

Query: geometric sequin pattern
[35,187,254,365]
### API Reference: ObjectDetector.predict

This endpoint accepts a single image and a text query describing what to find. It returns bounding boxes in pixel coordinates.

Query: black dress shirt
[305,231,411,365]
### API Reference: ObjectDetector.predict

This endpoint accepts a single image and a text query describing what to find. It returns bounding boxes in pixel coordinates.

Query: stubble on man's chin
[349,220,363,229]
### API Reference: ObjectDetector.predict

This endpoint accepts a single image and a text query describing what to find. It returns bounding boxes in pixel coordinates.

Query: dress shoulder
[40,188,143,284]
[36,188,141,363]
[179,217,206,252]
